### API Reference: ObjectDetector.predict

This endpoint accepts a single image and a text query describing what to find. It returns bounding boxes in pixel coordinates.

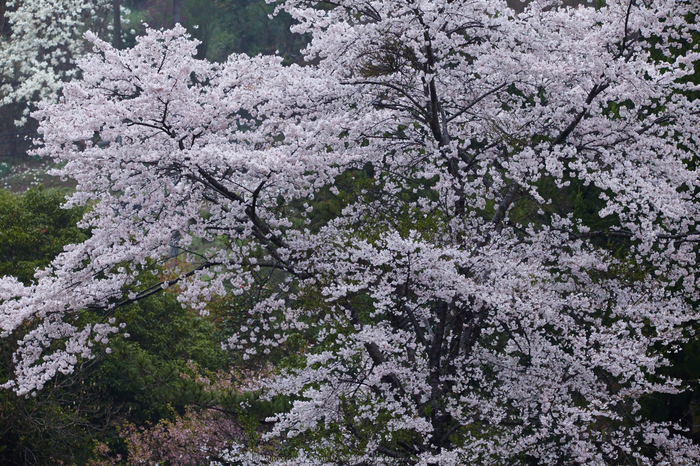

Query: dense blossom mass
[1,0,700,464]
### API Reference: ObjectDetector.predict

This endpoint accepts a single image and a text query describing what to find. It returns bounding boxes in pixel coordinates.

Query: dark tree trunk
[112,0,122,49]
[0,0,6,37]
[172,0,183,26]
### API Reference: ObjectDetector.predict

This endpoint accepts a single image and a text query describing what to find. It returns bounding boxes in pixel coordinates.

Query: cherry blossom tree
[2,0,700,463]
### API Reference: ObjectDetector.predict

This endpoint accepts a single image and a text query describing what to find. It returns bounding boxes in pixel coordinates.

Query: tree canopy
[1,0,700,464]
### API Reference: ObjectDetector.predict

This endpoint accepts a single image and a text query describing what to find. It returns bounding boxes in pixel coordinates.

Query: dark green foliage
[202,0,307,63]
[0,188,102,465]
[640,326,700,445]
[95,292,229,424]
[124,0,307,63]
[0,366,115,466]
[0,187,87,284]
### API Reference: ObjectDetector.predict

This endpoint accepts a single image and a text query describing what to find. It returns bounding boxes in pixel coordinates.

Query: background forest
[0,0,699,465]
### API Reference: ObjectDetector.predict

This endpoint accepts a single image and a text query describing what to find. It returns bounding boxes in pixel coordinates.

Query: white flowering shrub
[0,0,111,123]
